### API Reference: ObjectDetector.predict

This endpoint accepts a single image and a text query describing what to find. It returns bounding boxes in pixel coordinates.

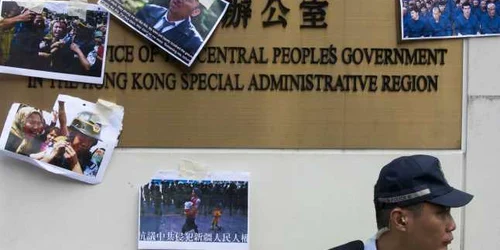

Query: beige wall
[0,150,466,249]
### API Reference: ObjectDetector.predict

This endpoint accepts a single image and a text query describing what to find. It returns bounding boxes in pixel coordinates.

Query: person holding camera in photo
[40,111,103,176]
[6,10,46,69]
[0,2,33,64]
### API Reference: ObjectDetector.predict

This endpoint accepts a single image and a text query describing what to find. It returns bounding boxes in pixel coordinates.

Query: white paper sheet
[138,170,250,250]
[0,0,110,84]
[0,94,124,184]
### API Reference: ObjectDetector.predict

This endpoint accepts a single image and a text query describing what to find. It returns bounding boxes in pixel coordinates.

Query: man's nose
[446,215,457,232]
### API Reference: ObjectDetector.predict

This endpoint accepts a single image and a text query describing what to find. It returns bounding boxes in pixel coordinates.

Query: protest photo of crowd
[0,1,108,76]
[140,179,248,243]
[3,102,106,177]
[401,0,500,39]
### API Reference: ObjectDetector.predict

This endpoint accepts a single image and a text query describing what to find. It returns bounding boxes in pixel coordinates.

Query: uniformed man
[404,8,426,37]
[329,155,473,250]
[477,0,489,20]
[454,2,480,35]
[438,0,452,21]
[480,2,500,34]
[472,0,481,17]
[426,7,452,36]
[42,111,102,176]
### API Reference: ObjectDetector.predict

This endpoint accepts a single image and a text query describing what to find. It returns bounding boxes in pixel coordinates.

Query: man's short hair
[376,202,423,230]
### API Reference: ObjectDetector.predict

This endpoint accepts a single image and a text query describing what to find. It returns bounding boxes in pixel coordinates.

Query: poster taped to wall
[400,0,500,40]
[98,0,229,67]
[0,94,124,184]
[0,0,110,84]
[139,171,249,250]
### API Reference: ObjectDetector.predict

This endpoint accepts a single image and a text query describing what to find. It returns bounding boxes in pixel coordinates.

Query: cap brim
[72,126,102,141]
[428,188,473,207]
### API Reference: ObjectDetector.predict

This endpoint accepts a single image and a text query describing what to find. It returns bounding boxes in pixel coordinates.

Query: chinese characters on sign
[222,0,252,28]
[140,231,248,243]
[261,0,290,27]
[222,0,329,28]
[300,0,329,28]
[138,172,250,249]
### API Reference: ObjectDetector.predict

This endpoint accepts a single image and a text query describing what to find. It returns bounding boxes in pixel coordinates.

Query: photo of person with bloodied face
[0,95,123,184]
[98,0,229,66]
[4,106,46,156]
[0,0,110,84]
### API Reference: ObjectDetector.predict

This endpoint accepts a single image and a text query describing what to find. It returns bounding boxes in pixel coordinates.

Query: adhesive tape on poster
[198,0,215,9]
[21,3,44,13]
[68,0,90,3]
[96,98,125,131]
[178,159,208,180]
[24,1,91,16]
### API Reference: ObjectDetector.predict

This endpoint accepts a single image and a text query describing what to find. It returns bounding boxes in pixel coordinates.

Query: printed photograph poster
[139,171,249,250]
[98,0,229,67]
[400,0,500,40]
[0,95,124,184]
[0,0,110,84]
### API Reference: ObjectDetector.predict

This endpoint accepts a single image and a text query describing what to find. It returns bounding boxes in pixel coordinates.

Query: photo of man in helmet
[0,95,123,184]
[40,111,103,176]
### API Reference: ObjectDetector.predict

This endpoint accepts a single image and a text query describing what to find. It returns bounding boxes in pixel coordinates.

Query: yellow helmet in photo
[70,111,102,140]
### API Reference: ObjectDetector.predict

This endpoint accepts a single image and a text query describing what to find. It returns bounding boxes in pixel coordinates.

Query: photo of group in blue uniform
[400,0,500,40]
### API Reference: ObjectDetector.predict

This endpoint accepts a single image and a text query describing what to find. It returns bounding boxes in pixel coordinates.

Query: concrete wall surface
[0,150,465,250]
[464,37,500,250]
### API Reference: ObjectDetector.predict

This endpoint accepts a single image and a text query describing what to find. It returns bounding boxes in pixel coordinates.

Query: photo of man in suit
[136,0,205,56]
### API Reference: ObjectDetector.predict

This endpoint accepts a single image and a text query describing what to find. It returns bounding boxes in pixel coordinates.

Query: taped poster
[98,0,229,67]
[400,0,500,40]
[0,0,110,84]
[139,170,249,250]
[0,94,124,184]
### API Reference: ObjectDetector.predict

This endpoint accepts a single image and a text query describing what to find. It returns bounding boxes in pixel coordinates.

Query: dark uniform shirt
[455,14,480,35]
[405,18,426,37]
[480,15,500,34]
[426,18,452,37]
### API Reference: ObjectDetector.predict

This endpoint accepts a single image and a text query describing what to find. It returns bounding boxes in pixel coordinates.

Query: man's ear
[191,8,201,17]
[390,208,408,232]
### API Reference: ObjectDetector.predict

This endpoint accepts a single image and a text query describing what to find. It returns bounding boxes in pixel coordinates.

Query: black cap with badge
[374,155,473,209]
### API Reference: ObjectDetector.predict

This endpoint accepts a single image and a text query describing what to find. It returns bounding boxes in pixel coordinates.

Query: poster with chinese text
[139,171,249,250]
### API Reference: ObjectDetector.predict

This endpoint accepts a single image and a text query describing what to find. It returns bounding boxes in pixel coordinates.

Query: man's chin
[442,241,452,250]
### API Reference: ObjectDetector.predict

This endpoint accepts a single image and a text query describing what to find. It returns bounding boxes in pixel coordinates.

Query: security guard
[329,155,473,250]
